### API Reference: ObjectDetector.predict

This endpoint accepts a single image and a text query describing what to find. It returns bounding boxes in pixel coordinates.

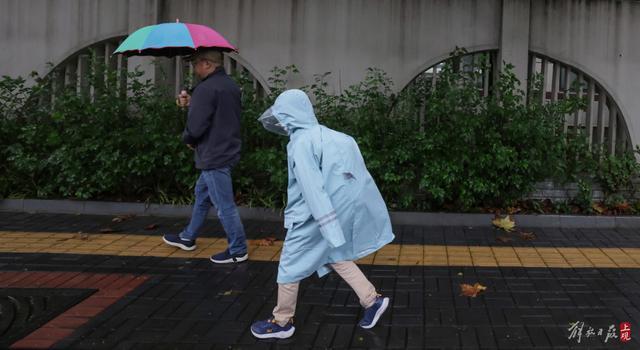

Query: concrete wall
[1,0,130,78]
[0,0,501,90]
[157,0,502,92]
[1,0,639,146]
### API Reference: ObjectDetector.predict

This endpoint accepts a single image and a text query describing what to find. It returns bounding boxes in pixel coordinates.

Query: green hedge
[1,50,639,212]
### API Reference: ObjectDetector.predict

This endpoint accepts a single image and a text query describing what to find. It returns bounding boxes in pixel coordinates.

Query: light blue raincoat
[267,89,395,284]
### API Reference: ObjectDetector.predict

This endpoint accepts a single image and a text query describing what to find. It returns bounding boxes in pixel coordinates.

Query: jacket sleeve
[183,86,216,145]
[291,138,346,248]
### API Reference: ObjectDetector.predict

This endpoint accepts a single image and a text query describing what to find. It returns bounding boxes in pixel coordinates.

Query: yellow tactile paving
[2,230,640,268]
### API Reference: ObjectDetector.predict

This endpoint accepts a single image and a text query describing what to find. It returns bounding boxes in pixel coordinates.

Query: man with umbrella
[115,22,248,263]
[162,48,249,264]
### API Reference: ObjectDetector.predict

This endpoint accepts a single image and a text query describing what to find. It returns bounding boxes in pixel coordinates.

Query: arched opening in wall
[528,53,632,155]
[42,36,269,105]
[392,50,499,131]
[40,37,130,107]
[405,49,498,95]
[395,50,633,157]
[154,53,269,100]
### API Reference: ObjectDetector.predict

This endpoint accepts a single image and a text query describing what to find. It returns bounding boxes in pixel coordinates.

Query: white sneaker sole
[162,236,196,251]
[251,326,295,339]
[360,297,389,329]
[210,253,249,264]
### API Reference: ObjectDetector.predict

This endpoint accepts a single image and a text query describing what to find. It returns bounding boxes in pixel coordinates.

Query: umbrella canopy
[114,22,236,57]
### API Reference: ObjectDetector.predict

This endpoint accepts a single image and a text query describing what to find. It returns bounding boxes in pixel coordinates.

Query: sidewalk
[2,211,640,349]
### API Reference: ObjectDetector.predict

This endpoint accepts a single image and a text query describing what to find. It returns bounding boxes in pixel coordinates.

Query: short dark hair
[192,49,223,65]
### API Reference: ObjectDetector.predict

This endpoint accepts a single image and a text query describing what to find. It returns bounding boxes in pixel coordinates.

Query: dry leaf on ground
[460,283,487,297]
[257,237,277,246]
[519,231,537,241]
[99,228,120,233]
[492,215,516,232]
[112,214,136,223]
[592,203,606,214]
[615,201,631,212]
[74,232,89,240]
[506,207,521,215]
[496,235,513,243]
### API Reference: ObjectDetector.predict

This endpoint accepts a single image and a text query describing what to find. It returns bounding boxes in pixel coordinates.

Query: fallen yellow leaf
[492,215,516,232]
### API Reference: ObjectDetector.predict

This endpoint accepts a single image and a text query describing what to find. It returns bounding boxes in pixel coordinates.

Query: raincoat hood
[271,89,319,133]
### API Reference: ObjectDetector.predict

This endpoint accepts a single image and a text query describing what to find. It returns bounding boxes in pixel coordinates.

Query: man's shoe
[250,318,295,339]
[162,234,196,251]
[210,249,248,264]
[358,296,389,329]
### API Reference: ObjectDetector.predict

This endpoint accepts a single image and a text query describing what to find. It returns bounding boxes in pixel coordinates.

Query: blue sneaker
[162,234,196,251]
[358,296,389,329]
[210,249,248,264]
[250,318,295,339]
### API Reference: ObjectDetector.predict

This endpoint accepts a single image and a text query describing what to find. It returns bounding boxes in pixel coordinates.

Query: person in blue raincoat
[250,89,395,339]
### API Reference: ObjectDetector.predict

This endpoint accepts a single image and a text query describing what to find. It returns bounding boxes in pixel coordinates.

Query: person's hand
[176,90,191,107]
[187,144,195,150]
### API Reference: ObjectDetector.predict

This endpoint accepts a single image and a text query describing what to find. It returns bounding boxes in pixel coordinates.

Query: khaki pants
[272,261,377,326]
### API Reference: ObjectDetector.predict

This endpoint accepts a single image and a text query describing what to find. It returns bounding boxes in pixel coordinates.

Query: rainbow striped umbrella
[114,21,236,57]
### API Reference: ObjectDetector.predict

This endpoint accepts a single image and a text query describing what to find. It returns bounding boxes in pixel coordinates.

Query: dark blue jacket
[182,67,242,170]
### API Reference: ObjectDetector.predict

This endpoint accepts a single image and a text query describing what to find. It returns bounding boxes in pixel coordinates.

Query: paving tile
[3,213,640,349]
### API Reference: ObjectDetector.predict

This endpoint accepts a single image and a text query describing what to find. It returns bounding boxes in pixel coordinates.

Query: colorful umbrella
[114,21,236,57]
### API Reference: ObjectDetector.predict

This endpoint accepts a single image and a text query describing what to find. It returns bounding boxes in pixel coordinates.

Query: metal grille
[528,53,631,155]
[400,50,632,156]
[45,36,268,102]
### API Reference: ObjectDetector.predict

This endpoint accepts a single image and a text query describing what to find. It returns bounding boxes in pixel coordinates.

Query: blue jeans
[179,167,247,255]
